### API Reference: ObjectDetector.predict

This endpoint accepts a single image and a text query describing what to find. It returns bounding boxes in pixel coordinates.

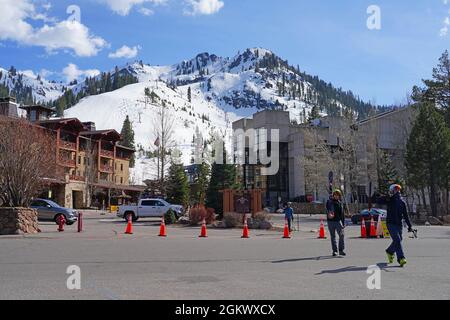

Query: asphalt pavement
[0,211,449,300]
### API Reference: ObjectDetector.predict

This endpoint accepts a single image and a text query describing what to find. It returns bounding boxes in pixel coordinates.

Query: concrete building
[232,108,416,208]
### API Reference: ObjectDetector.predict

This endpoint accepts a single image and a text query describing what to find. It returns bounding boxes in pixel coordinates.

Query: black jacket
[375,193,412,228]
[326,199,345,225]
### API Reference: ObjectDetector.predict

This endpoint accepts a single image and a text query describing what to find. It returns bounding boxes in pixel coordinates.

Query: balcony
[60,140,77,151]
[59,157,76,167]
[116,155,130,161]
[100,164,114,173]
[69,175,86,182]
[100,149,115,158]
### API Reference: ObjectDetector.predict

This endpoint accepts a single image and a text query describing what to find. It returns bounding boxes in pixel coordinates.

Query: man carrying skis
[326,189,346,257]
[374,184,413,267]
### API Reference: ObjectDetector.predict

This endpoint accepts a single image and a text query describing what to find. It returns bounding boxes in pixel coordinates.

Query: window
[30,110,37,122]
[120,177,123,184]
[121,164,124,171]
[141,200,157,206]
[31,200,49,207]
[155,201,165,207]
[78,156,81,165]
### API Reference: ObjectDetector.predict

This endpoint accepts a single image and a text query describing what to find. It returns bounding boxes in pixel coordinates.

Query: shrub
[223,212,243,228]
[189,205,216,225]
[165,209,177,225]
[253,211,271,223]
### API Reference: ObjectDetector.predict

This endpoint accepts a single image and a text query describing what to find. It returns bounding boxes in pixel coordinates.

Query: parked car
[117,199,184,222]
[351,208,387,225]
[30,199,78,225]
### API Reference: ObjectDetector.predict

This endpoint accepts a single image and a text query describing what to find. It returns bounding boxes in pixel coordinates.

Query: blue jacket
[284,207,294,221]
[326,199,345,225]
[376,193,412,228]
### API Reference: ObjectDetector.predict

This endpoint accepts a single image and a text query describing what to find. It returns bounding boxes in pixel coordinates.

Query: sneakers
[339,251,347,257]
[332,252,338,257]
[386,251,395,264]
[399,258,407,267]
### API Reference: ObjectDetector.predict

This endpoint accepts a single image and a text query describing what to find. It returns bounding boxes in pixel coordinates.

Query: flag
[154,137,160,147]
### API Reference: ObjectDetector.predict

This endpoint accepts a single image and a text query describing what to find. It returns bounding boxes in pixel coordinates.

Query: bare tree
[301,127,336,201]
[152,104,176,195]
[0,118,61,207]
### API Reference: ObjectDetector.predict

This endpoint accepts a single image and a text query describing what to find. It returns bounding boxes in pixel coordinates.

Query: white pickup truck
[117,199,184,222]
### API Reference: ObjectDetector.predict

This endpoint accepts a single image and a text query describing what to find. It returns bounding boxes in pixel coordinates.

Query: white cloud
[0,0,107,57]
[108,45,141,59]
[440,17,450,37]
[184,0,224,16]
[139,7,155,16]
[39,69,54,79]
[63,63,100,83]
[20,70,38,79]
[101,0,167,16]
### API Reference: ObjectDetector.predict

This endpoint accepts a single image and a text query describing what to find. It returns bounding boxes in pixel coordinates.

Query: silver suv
[30,199,78,225]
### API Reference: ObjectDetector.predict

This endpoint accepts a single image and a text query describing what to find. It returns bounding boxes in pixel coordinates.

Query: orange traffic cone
[318,219,327,239]
[125,216,133,235]
[159,216,167,237]
[369,217,377,238]
[376,215,384,238]
[242,217,250,239]
[283,219,291,239]
[199,218,208,238]
[361,218,367,238]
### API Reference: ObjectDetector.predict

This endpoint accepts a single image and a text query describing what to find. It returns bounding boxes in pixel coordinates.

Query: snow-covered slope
[0,67,67,103]
[65,73,238,184]
[64,47,373,184]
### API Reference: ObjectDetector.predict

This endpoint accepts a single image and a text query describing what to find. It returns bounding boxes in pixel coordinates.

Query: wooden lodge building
[0,96,144,209]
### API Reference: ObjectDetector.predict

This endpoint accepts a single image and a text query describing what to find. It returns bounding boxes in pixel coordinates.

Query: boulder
[177,216,191,225]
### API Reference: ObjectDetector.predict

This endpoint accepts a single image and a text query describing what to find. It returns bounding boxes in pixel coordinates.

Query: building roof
[80,129,121,142]
[357,107,412,125]
[20,105,55,112]
[93,183,145,192]
[36,118,87,132]
[116,144,135,152]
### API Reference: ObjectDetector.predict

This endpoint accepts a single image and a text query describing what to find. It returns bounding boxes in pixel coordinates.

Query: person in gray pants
[326,190,346,257]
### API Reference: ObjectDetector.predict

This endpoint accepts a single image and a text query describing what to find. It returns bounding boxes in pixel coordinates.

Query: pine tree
[120,115,136,168]
[377,150,401,195]
[191,162,210,205]
[308,105,320,121]
[206,149,237,218]
[187,87,192,103]
[406,103,450,217]
[166,158,190,208]
[426,50,450,125]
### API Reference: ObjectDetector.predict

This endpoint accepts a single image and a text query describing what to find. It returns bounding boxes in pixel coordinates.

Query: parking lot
[0,211,449,300]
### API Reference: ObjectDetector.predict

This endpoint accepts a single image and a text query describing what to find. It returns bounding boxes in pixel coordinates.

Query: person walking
[326,190,346,257]
[374,184,413,267]
[284,202,294,233]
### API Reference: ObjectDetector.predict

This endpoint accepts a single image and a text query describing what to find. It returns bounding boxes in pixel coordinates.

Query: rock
[427,216,444,226]
[259,221,273,230]
[212,221,227,229]
[0,208,39,235]
[177,217,191,225]
[442,215,450,224]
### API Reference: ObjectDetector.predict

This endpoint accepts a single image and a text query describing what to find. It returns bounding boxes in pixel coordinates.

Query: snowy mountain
[62,48,381,184]
[0,67,67,104]
[1,48,380,184]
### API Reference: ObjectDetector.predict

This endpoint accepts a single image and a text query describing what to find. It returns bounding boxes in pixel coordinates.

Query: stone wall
[291,202,361,216]
[0,208,40,235]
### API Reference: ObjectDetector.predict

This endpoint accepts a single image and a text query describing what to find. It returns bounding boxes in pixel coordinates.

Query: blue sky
[0,0,449,105]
